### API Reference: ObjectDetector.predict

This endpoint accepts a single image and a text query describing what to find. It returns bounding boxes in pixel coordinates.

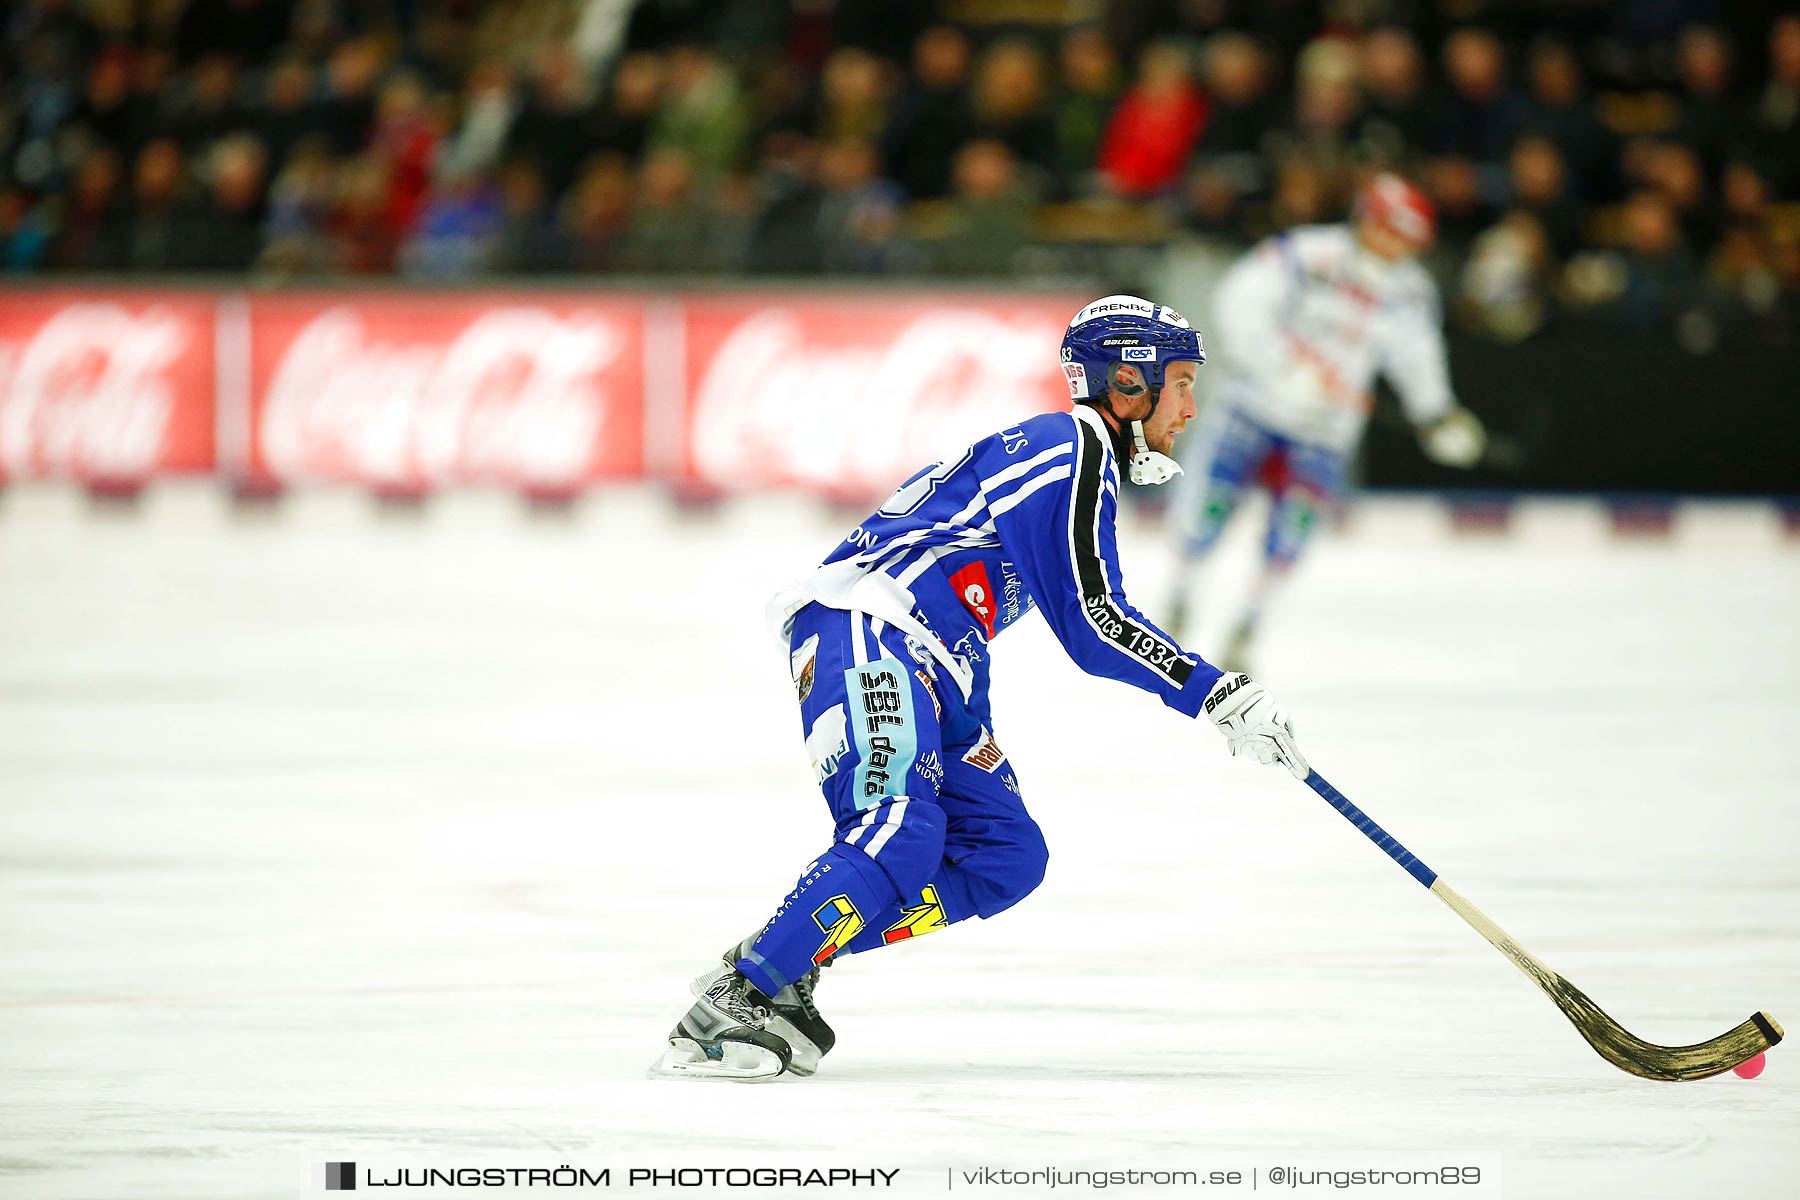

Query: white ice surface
[1,485,1796,1199]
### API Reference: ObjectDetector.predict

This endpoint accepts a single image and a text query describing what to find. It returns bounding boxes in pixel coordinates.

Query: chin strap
[1127,420,1183,485]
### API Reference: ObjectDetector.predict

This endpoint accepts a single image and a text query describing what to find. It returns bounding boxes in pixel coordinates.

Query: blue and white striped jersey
[818,404,1222,717]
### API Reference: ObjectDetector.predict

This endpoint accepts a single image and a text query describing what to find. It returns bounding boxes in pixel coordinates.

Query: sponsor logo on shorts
[861,734,905,797]
[806,704,849,783]
[847,659,917,806]
[961,726,1007,773]
[916,749,944,787]
[882,884,948,944]
[811,894,864,964]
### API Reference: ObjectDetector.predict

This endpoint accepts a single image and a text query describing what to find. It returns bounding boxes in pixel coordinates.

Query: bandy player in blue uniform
[1166,175,1488,669]
[651,296,1308,1081]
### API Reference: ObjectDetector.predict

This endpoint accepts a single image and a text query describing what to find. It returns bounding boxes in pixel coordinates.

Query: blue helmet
[1059,294,1205,409]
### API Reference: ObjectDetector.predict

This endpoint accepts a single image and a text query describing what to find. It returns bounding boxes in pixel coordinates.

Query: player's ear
[1111,364,1142,393]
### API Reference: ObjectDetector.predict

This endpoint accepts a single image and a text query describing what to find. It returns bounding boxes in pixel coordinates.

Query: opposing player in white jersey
[650,296,1308,1081]
[1166,174,1487,668]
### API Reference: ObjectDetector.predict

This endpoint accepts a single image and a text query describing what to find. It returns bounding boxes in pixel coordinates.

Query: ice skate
[719,935,836,1076]
[648,962,793,1081]
[647,942,836,1082]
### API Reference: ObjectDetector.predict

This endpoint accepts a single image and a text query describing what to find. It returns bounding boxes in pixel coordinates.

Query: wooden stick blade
[1307,775,1782,1082]
[1545,976,1782,1082]
[1431,879,1783,1081]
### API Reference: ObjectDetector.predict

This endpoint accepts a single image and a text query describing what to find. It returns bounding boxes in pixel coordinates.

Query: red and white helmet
[1356,173,1436,248]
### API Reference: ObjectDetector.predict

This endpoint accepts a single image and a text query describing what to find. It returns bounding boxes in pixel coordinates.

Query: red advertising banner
[0,293,214,483]
[0,290,1091,496]
[679,294,1082,496]
[243,294,646,491]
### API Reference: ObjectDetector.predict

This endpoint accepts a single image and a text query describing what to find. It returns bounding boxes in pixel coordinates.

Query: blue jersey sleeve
[992,413,1222,716]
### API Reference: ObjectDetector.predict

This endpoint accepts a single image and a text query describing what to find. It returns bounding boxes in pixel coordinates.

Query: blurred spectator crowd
[4,0,1800,341]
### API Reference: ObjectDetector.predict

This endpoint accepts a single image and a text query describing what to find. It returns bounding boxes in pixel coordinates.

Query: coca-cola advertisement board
[680,295,1082,496]
[245,295,646,491]
[0,293,215,483]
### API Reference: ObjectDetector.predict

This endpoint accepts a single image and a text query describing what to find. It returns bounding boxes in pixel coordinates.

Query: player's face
[1141,360,1199,454]
[1356,216,1425,262]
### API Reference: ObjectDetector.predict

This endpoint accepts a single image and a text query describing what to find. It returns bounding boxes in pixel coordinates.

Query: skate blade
[647,1038,785,1082]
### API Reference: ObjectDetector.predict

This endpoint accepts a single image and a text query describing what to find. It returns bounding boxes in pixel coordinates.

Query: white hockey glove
[1418,406,1487,468]
[1203,672,1309,779]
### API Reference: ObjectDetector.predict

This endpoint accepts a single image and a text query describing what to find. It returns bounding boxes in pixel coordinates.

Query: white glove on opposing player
[1418,406,1487,468]
[1203,673,1309,779]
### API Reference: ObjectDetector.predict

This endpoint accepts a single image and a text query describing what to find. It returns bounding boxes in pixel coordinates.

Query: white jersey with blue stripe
[818,404,1222,717]
[1211,223,1454,451]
